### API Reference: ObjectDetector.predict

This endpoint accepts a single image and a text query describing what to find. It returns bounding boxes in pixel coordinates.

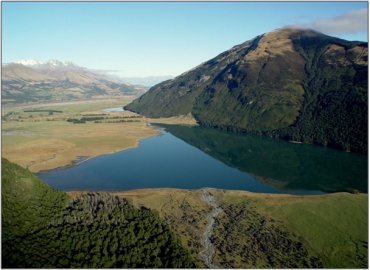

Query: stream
[199,188,223,268]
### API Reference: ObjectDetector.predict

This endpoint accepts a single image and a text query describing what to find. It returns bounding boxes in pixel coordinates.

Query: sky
[2,1,368,78]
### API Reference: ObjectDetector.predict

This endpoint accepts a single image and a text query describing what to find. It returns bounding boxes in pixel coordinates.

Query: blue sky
[2,1,368,77]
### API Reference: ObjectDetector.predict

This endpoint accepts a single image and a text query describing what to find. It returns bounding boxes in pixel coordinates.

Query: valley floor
[2,98,197,173]
[1,98,159,173]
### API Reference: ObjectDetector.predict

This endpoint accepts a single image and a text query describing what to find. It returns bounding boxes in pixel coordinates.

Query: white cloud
[290,8,368,35]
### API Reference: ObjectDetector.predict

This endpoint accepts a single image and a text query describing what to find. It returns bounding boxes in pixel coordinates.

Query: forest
[2,158,197,268]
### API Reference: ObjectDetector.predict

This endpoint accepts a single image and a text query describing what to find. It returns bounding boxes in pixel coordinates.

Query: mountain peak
[125,29,368,154]
[12,59,82,70]
[13,59,44,67]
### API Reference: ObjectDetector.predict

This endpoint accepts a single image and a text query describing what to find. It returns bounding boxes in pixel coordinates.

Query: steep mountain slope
[2,62,148,105]
[125,28,368,154]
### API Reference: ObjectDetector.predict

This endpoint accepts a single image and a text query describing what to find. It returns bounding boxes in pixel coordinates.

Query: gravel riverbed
[199,188,223,268]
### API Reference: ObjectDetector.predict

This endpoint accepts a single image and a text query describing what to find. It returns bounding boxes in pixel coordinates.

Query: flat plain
[1,98,158,173]
[2,98,199,173]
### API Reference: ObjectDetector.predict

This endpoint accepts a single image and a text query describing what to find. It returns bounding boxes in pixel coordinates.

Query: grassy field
[108,188,368,268]
[2,98,159,173]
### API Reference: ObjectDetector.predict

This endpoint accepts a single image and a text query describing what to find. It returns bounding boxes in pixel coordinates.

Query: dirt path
[199,188,223,268]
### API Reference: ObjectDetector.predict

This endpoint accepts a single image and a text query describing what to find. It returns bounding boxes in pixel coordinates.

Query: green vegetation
[2,158,197,268]
[217,192,368,268]
[213,200,323,268]
[125,29,367,154]
[260,33,368,154]
[65,115,143,124]
[24,109,63,113]
[80,116,105,121]
[274,194,368,268]
[94,119,141,123]
[124,188,368,268]
[82,113,108,116]
[65,116,143,124]
[66,118,86,123]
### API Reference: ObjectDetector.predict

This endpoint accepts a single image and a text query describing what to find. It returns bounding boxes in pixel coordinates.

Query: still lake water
[36,125,368,195]
[102,107,124,112]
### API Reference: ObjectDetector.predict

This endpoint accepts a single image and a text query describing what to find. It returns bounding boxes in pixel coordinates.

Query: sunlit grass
[2,98,158,173]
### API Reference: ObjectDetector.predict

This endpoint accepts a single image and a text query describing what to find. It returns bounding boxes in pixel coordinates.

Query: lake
[36,124,368,195]
[102,107,124,112]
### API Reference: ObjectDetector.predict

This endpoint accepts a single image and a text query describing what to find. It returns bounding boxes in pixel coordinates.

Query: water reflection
[157,124,368,193]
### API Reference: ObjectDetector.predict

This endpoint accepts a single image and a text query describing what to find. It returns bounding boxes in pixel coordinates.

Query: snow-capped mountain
[13,59,44,67]
[13,59,82,70]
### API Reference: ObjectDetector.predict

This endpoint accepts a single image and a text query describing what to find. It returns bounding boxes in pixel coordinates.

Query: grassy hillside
[121,188,368,268]
[218,191,368,268]
[1,158,197,268]
[125,28,368,154]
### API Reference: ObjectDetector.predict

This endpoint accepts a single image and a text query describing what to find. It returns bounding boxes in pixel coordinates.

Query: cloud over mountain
[290,8,368,35]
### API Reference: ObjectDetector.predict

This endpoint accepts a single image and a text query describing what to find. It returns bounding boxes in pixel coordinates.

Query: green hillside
[1,158,197,268]
[125,28,368,154]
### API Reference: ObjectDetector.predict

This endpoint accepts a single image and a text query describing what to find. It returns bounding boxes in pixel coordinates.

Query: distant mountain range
[125,27,368,154]
[1,59,150,105]
[4,59,173,86]
[13,59,81,70]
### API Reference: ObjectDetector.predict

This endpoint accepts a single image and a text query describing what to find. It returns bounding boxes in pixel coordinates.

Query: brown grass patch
[2,98,159,173]
[147,113,198,126]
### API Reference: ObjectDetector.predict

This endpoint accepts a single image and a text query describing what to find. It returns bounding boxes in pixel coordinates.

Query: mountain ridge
[5,59,173,86]
[124,27,368,154]
[2,61,149,105]
[13,58,81,70]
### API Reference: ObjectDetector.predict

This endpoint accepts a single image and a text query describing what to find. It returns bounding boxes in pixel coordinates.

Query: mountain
[13,59,45,67]
[2,60,149,104]
[124,27,368,154]
[2,63,54,82]
[13,59,81,70]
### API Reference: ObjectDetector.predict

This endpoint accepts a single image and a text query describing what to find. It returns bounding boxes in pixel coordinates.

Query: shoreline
[29,129,161,174]
[67,187,364,199]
